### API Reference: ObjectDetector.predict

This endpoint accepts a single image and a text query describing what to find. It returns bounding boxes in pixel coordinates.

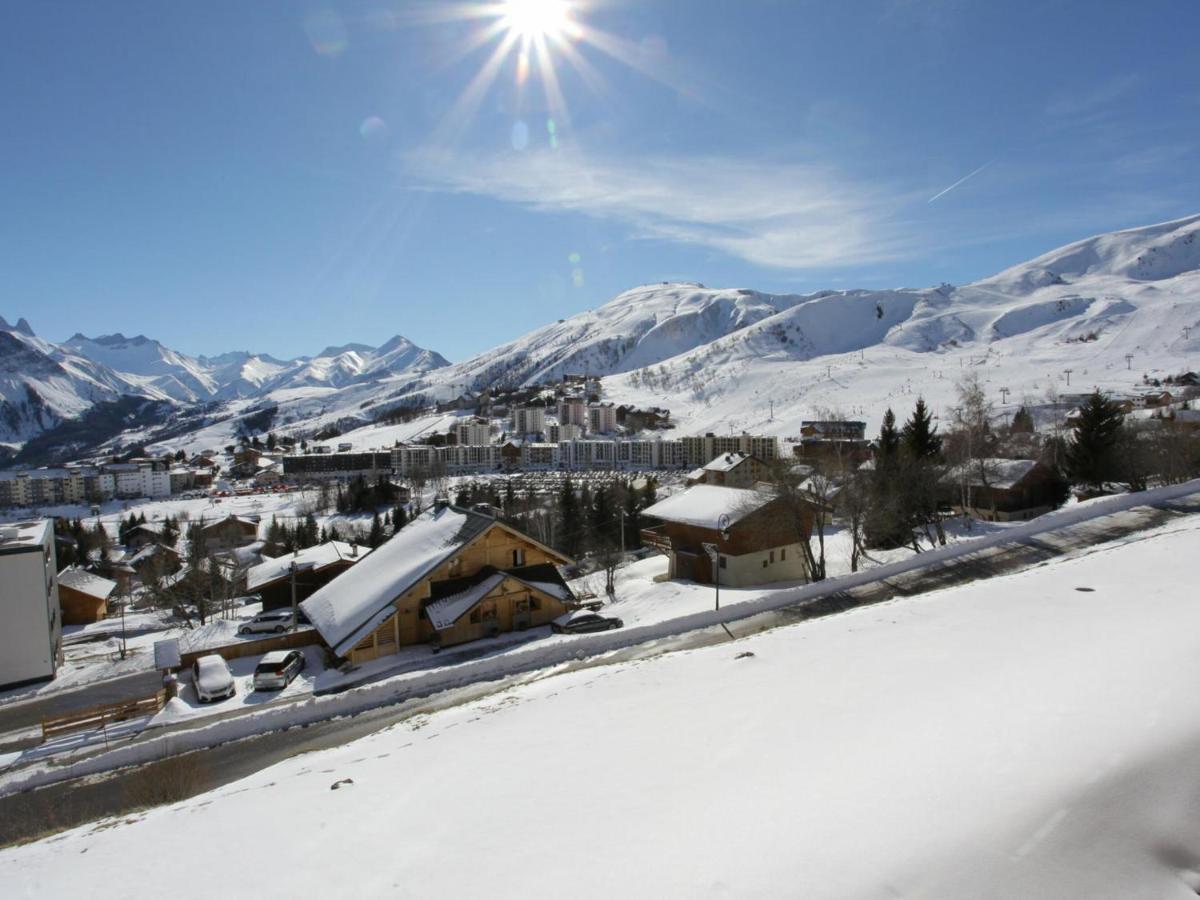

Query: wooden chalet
[301,503,575,662]
[57,566,117,625]
[941,458,1067,522]
[689,452,768,489]
[246,541,370,611]
[197,515,260,549]
[641,484,812,587]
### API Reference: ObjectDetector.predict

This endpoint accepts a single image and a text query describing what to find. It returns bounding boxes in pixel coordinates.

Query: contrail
[928,161,992,203]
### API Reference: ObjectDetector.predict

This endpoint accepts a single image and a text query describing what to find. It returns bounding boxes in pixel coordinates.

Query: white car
[192,653,236,703]
[252,649,307,691]
[238,610,295,635]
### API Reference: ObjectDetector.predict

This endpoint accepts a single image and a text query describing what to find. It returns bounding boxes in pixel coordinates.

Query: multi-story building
[454,417,493,447]
[510,406,547,437]
[547,422,583,443]
[283,451,392,482]
[0,461,172,509]
[556,396,586,428]
[0,519,61,688]
[521,443,559,469]
[587,402,618,435]
[680,434,780,467]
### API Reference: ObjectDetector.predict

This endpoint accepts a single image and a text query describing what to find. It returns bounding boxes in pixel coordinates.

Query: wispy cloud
[1044,73,1142,127]
[402,147,916,269]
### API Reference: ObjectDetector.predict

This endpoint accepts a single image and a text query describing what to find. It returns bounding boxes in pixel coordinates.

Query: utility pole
[290,561,298,632]
[1063,369,1073,386]
[1125,354,1134,370]
[999,387,1010,405]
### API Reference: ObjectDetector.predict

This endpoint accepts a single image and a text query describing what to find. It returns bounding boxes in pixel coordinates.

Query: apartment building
[0,520,62,688]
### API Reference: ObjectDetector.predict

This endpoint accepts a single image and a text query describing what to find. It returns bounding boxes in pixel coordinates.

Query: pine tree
[902,398,941,460]
[1066,391,1125,489]
[367,512,384,549]
[392,505,408,534]
[558,477,581,557]
[1010,405,1035,433]
[877,408,900,467]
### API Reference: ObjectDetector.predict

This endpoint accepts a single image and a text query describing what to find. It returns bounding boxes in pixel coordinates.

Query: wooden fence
[41,690,167,743]
[178,627,321,669]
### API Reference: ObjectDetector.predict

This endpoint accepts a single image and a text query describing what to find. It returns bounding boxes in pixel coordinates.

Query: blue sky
[3,0,1198,362]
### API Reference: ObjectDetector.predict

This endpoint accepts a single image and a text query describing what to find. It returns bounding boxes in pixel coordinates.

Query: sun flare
[500,0,572,40]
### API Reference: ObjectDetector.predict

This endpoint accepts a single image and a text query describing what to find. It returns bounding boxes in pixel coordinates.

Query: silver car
[238,610,295,635]
[252,649,306,691]
[192,653,236,703]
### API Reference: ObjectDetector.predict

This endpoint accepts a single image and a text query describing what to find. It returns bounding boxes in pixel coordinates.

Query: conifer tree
[1066,391,1125,489]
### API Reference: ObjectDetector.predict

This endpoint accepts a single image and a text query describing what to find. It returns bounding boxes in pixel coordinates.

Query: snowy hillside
[1,324,450,460]
[7,516,1200,897]
[7,213,1200,459]
[0,320,167,446]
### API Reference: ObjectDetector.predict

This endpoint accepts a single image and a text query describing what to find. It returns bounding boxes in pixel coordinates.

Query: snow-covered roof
[57,566,117,601]
[246,541,369,592]
[426,572,505,630]
[301,505,495,656]
[642,485,775,530]
[944,458,1041,490]
[703,452,752,473]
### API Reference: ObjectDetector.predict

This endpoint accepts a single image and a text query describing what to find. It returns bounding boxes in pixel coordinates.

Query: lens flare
[500,0,571,40]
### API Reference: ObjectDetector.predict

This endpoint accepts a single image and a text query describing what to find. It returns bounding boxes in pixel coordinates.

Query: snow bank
[7,501,1200,897]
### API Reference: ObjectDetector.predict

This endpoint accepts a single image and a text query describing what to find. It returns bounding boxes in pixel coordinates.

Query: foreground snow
[6,515,1200,897]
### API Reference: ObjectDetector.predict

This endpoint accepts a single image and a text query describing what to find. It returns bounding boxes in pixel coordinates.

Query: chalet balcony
[640,525,672,553]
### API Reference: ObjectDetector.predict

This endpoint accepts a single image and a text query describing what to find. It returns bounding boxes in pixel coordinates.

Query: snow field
[6,512,1200,897]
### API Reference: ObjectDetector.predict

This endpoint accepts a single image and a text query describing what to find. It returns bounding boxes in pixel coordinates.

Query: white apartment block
[0,520,61,688]
[0,461,171,509]
[547,422,583,443]
[510,406,547,437]
[556,396,586,427]
[454,418,492,447]
[587,402,617,434]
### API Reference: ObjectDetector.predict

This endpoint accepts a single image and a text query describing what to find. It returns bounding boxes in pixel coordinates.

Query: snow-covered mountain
[318,213,1200,451]
[5,213,1199,461]
[0,321,450,460]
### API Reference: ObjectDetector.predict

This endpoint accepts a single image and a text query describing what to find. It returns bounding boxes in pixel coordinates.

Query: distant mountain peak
[14,318,34,336]
[316,342,375,359]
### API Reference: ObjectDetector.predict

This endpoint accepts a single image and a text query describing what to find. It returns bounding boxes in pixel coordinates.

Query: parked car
[551,610,624,634]
[238,610,295,635]
[252,649,307,691]
[192,653,236,703]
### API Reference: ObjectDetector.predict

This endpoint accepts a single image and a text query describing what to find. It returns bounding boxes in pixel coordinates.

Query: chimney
[434,494,450,512]
[350,541,358,558]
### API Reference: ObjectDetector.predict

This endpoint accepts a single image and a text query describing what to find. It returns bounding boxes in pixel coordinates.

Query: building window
[781,548,786,561]
[762,559,768,568]
[769,550,775,564]
[719,556,727,569]
[529,595,541,611]
[512,548,525,567]
[448,557,462,576]
[469,608,481,624]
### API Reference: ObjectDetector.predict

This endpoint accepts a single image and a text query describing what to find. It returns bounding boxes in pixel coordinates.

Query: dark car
[551,610,624,634]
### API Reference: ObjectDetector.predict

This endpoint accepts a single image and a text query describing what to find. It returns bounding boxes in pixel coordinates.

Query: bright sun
[500,0,572,40]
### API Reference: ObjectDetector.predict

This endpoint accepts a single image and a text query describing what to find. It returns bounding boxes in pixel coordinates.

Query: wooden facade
[58,582,110,625]
[643,496,813,588]
[346,521,572,664]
